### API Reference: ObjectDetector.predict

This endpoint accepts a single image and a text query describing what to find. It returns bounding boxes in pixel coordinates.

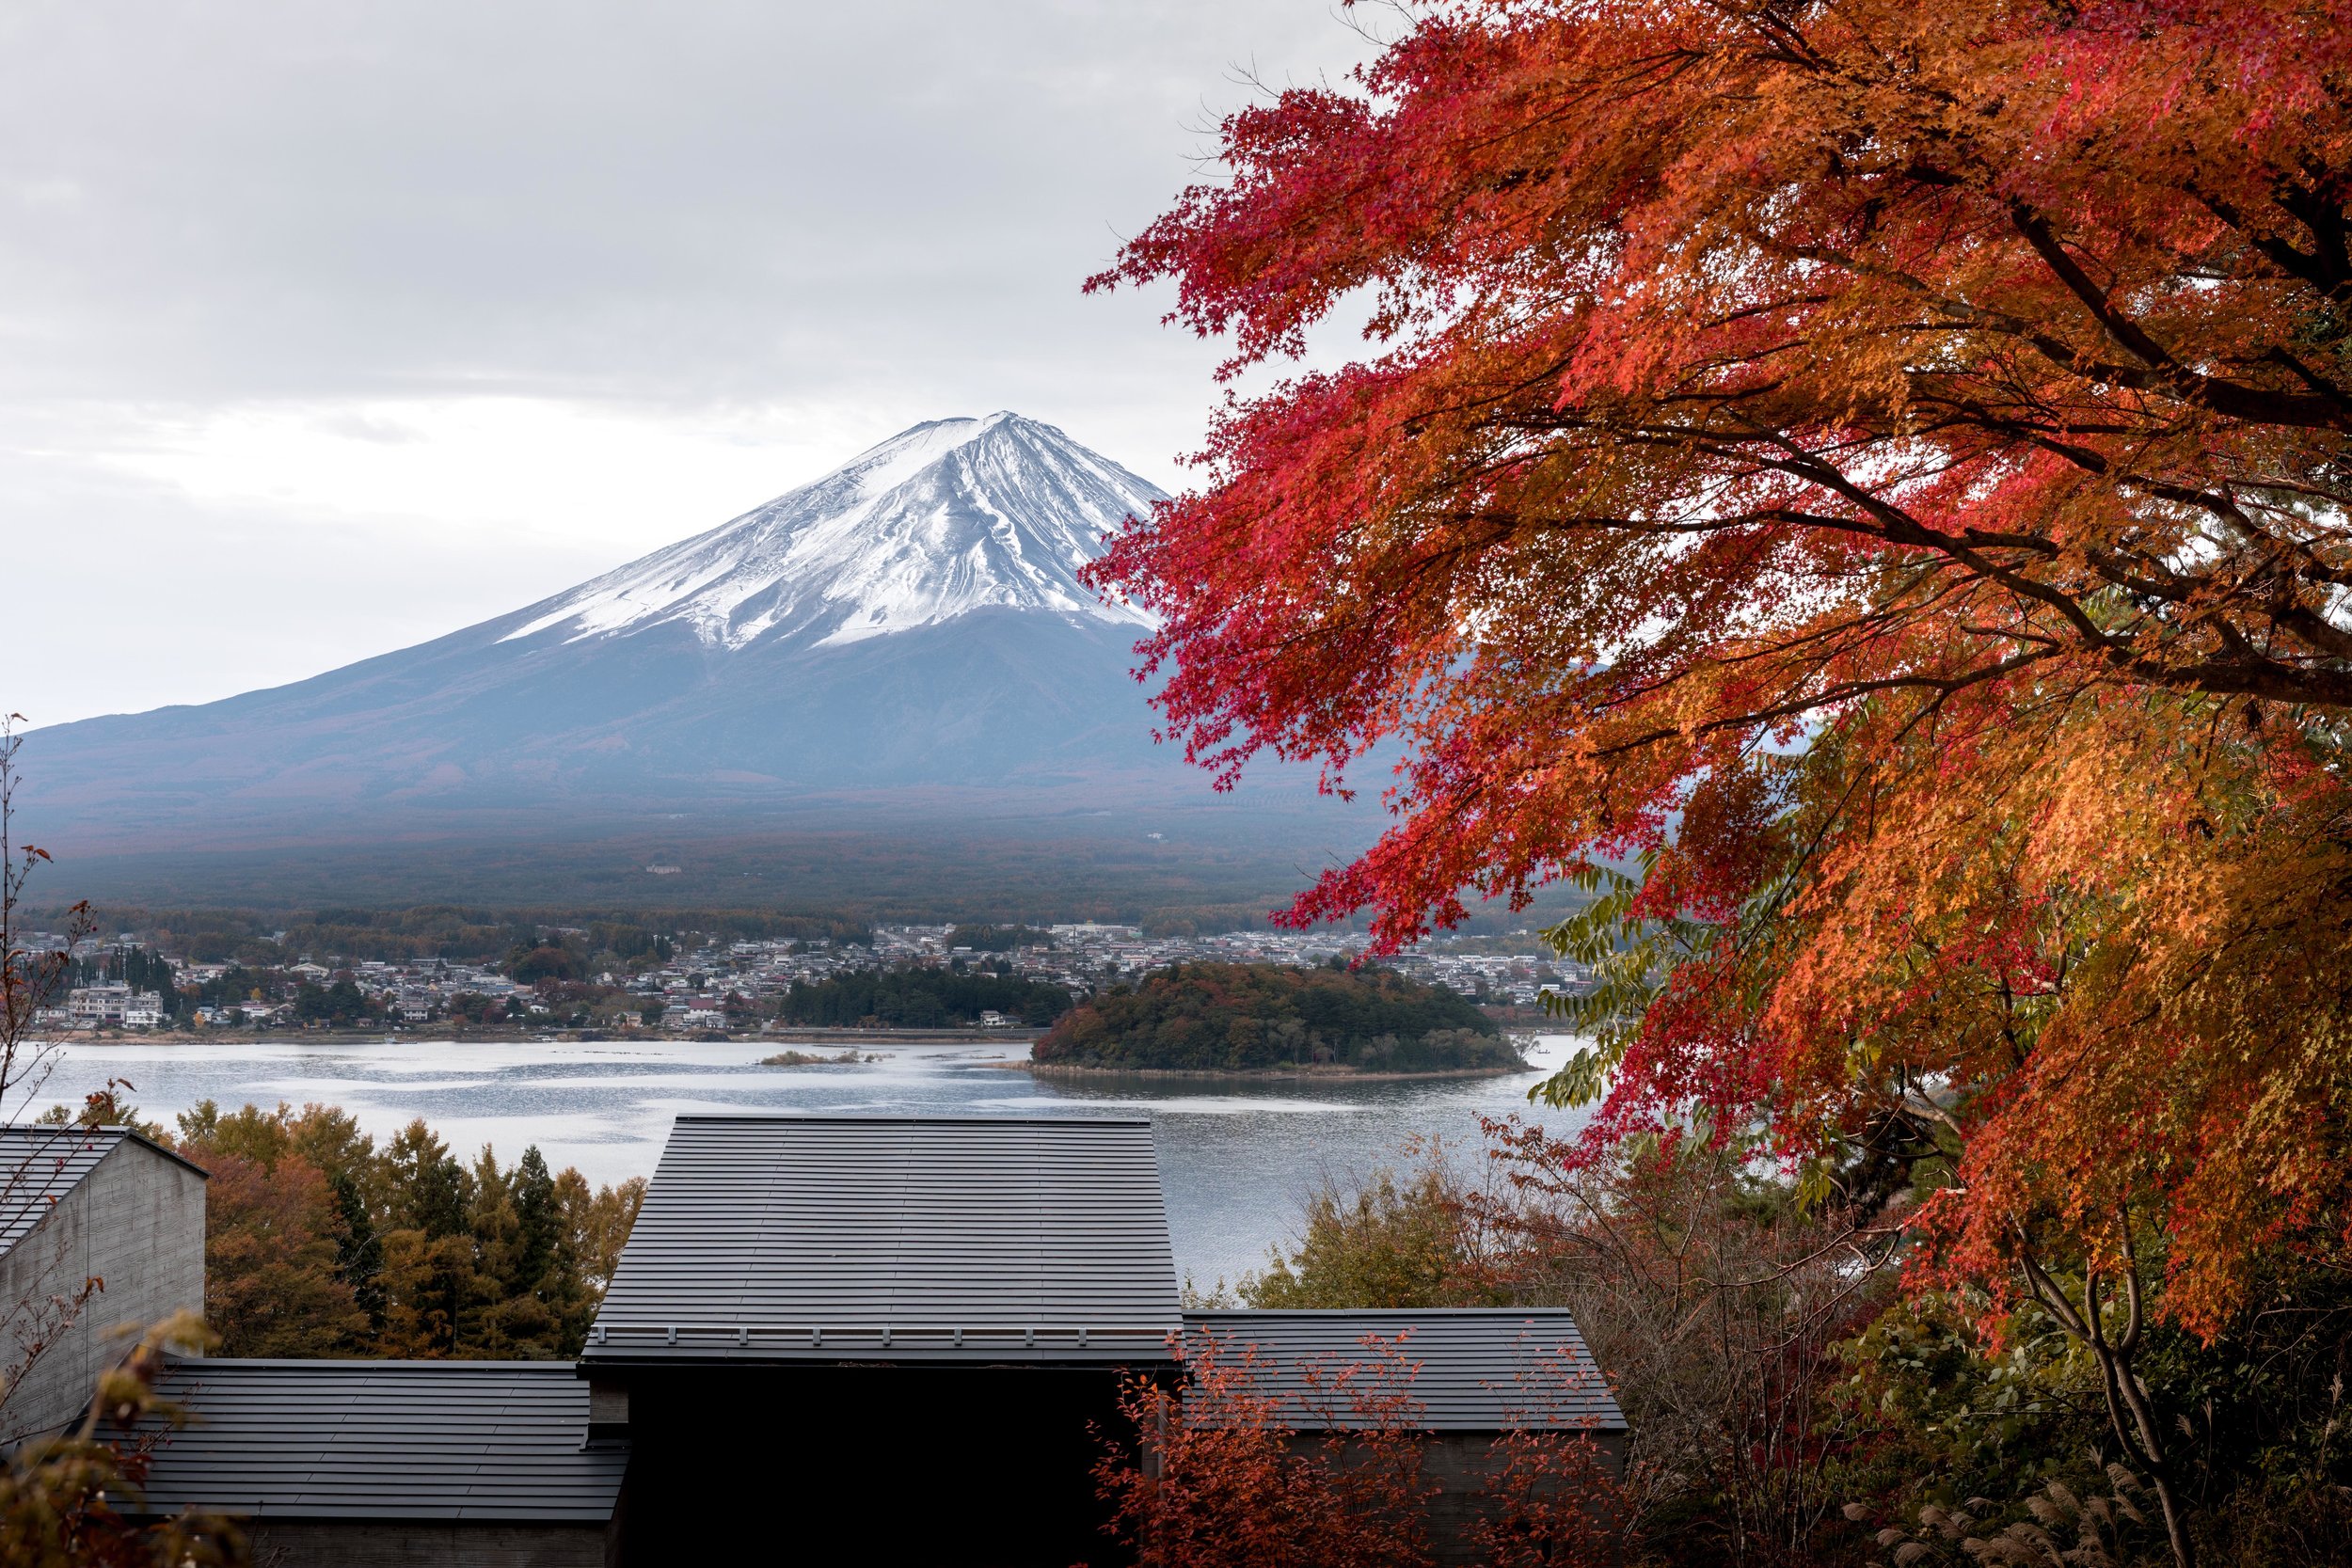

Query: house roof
[583,1115,1182,1366]
[1182,1309,1628,1433]
[135,1360,625,1524]
[0,1125,206,1255]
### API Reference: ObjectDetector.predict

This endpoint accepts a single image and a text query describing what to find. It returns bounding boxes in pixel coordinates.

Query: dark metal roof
[135,1359,625,1523]
[0,1125,207,1255]
[1183,1309,1628,1433]
[584,1115,1182,1366]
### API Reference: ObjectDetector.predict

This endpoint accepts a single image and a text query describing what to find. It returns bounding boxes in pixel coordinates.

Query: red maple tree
[1089,8,2352,1551]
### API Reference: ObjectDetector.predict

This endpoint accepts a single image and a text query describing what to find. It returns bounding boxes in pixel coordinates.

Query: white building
[66,986,165,1028]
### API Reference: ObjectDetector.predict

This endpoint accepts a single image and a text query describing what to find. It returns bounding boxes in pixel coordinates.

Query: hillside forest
[1032,961,1518,1072]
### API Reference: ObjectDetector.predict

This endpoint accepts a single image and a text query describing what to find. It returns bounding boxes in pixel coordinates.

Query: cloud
[0,0,1381,724]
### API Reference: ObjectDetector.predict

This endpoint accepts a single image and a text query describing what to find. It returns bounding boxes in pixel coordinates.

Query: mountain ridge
[492,412,1160,654]
[17,415,1369,877]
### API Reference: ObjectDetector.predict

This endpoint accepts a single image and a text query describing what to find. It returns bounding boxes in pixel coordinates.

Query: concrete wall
[0,1140,206,1445]
[248,1521,612,1568]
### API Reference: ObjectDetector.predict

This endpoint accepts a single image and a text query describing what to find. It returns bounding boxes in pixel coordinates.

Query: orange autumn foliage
[1089,0,2352,1337]
[199,1153,368,1358]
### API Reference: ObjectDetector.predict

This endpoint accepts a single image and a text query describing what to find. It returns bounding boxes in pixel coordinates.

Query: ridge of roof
[119,1126,212,1179]
[170,1356,579,1372]
[1185,1307,1591,1319]
[1181,1307,1628,1433]
[586,1114,1180,1365]
[0,1124,211,1180]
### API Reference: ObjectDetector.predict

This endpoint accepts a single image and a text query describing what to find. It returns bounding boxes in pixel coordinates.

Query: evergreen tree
[377,1120,483,1355]
[383,1120,469,1238]
[330,1170,387,1333]
[512,1147,559,1298]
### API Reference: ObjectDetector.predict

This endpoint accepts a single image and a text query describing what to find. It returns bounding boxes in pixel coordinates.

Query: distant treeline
[1034,961,1518,1072]
[778,967,1074,1029]
[32,829,1361,930]
[34,905,872,967]
[29,878,1586,955]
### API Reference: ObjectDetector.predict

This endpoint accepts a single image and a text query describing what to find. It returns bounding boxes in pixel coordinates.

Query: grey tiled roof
[0,1125,206,1255]
[584,1115,1182,1365]
[135,1360,624,1523]
[1183,1309,1628,1432]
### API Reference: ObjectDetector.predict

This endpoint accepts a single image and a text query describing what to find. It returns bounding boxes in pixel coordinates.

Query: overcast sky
[1,1,1381,727]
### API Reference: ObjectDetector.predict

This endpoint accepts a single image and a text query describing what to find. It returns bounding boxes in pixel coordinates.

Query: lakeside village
[30,920,1593,1037]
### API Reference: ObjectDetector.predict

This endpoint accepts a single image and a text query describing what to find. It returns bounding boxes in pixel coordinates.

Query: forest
[1032,961,1517,1072]
[774,963,1074,1028]
[35,904,866,968]
[48,1088,642,1360]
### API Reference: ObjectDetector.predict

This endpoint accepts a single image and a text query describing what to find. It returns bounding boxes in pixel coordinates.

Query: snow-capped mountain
[499,412,1160,652]
[19,415,1248,847]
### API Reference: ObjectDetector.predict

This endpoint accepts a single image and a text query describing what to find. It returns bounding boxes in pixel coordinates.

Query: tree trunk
[2016,1233,2195,1568]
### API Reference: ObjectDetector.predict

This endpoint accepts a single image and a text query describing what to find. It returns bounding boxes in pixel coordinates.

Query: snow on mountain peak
[499,413,1164,652]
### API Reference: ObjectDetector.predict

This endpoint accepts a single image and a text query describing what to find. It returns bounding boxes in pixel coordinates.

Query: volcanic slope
[21,414,1320,856]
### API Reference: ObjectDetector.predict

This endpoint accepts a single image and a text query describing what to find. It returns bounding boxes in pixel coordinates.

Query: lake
[35,1034,1588,1291]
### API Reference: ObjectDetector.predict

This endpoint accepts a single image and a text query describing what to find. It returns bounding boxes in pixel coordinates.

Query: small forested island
[1030,961,1522,1074]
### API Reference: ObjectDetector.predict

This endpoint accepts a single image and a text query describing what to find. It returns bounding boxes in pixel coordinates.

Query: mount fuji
[19,415,1347,880]
[498,412,1159,654]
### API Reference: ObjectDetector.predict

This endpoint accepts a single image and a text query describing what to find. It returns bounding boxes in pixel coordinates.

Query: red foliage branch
[1089,0,2352,1335]
[1095,1329,1623,1568]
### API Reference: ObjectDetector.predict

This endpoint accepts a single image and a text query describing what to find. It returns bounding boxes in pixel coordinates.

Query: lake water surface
[39,1035,1587,1290]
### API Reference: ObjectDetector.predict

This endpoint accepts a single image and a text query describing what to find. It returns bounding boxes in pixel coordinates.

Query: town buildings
[18,919,1589,1037]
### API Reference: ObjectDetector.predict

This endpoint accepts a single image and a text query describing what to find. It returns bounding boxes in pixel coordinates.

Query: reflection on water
[40,1035,1588,1289]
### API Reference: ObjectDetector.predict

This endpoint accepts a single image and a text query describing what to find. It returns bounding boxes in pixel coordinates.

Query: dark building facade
[580,1115,1181,1564]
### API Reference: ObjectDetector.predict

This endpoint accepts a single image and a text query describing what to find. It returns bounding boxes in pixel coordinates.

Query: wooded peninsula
[1030,961,1521,1074]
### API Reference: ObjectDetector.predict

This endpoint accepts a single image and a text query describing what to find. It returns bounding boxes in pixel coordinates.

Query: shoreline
[1012,1061,1531,1084]
[49,1026,1042,1048]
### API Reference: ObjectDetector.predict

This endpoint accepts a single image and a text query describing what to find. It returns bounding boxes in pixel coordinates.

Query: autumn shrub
[0,1315,244,1567]
[1244,1124,2352,1566]
[1101,1336,1431,1568]
[1470,1427,1624,1568]
[1455,1128,1878,1564]
[1100,1328,1629,1568]
[1242,1164,1501,1311]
